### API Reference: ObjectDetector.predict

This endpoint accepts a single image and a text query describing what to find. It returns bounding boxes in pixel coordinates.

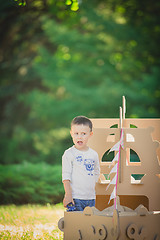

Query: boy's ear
[90,131,93,136]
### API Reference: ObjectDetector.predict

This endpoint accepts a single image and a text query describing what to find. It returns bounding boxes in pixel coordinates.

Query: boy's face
[70,124,93,151]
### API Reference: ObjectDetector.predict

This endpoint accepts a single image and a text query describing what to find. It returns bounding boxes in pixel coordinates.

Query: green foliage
[14,0,26,6]
[0,0,160,203]
[32,2,160,120]
[0,124,71,164]
[65,0,79,11]
[0,163,64,204]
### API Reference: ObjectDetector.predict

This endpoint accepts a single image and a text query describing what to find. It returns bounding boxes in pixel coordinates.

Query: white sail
[106,173,117,191]
[108,186,116,204]
[109,163,118,176]
[109,140,120,152]
[109,152,119,168]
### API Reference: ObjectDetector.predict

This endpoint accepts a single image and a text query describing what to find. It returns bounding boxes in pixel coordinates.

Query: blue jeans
[73,199,95,211]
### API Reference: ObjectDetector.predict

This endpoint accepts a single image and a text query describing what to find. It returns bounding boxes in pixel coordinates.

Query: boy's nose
[77,134,82,139]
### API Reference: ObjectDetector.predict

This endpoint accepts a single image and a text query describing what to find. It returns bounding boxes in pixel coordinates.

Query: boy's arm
[62,151,74,207]
[63,180,74,207]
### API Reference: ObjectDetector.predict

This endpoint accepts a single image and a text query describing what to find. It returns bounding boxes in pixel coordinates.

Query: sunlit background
[0,0,160,205]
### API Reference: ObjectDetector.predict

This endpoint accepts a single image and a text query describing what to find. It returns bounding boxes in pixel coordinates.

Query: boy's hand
[63,180,74,207]
[63,194,74,207]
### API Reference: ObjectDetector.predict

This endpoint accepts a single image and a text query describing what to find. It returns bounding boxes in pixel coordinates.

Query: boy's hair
[71,116,93,131]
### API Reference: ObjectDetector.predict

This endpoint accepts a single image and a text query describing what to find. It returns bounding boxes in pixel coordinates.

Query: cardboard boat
[58,97,160,239]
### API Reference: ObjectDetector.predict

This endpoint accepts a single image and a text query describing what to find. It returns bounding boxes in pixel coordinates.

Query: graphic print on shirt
[84,159,95,176]
[76,155,83,165]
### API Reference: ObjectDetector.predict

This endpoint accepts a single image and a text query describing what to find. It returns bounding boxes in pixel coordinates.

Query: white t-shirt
[62,146,100,200]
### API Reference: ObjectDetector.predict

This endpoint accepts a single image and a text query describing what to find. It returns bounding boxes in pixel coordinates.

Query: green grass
[0,203,64,239]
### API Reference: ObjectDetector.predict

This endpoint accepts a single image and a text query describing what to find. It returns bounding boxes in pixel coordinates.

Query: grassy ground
[0,203,64,239]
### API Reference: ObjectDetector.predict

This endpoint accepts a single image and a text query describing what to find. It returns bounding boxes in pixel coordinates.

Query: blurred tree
[0,0,75,165]
[0,0,160,166]
[0,163,64,204]
[31,0,160,120]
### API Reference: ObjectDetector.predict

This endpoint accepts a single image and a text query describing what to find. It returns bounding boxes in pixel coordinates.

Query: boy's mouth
[77,141,83,145]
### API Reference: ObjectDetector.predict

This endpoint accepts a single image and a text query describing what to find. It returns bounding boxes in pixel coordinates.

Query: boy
[62,116,100,211]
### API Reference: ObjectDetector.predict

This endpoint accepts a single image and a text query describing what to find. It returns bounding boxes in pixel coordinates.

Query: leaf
[71,2,79,11]
[65,0,72,6]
